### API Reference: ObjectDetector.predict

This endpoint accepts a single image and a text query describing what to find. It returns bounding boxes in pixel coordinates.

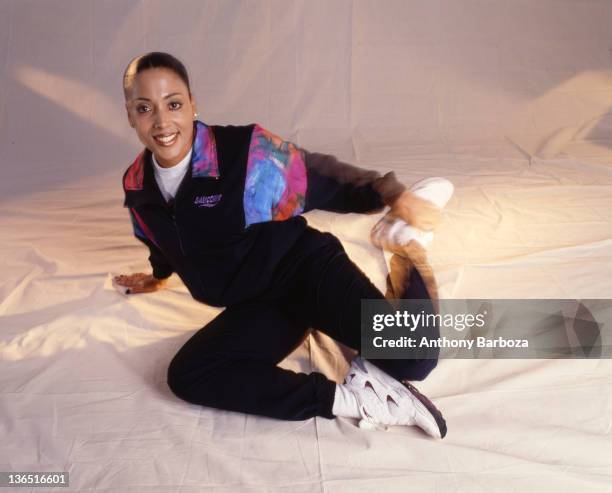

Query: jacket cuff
[372,171,407,206]
[151,263,173,281]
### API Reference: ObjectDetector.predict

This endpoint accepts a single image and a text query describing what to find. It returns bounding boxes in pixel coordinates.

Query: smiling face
[125,67,197,168]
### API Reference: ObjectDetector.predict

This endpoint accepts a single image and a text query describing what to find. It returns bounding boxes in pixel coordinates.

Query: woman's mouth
[153,132,179,147]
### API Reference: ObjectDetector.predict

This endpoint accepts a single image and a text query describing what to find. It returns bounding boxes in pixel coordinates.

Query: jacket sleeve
[244,124,407,227]
[127,208,174,280]
[302,149,407,214]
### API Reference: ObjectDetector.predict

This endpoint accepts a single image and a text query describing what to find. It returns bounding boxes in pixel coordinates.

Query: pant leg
[282,227,440,384]
[167,299,336,421]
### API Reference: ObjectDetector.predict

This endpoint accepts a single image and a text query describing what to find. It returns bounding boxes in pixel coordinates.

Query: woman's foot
[410,177,455,210]
[371,177,454,251]
[344,356,447,439]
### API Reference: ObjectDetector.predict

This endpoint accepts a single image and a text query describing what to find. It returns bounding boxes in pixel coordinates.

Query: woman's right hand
[388,190,442,232]
[113,272,168,294]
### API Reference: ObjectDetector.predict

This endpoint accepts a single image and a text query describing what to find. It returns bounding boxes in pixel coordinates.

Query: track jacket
[122,120,406,307]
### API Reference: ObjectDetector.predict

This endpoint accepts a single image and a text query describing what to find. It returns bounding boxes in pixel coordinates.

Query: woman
[114,52,450,439]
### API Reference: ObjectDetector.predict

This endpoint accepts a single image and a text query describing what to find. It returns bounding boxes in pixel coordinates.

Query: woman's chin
[152,143,189,167]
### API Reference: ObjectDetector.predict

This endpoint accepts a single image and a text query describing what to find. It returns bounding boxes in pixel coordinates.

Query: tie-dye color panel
[243,124,307,227]
[124,152,145,191]
[191,120,219,178]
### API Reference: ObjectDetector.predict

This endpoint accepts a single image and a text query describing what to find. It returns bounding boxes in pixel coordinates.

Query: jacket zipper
[169,208,186,256]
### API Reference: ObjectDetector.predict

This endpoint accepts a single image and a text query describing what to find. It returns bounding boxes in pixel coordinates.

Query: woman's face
[125,67,197,168]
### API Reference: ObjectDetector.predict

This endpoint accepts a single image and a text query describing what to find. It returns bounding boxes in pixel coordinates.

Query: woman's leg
[282,229,447,438]
[283,228,440,382]
[166,299,336,421]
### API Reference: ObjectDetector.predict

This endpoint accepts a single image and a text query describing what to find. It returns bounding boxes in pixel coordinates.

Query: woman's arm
[113,209,172,294]
[300,149,442,230]
[301,149,406,214]
[127,208,174,281]
[244,124,441,230]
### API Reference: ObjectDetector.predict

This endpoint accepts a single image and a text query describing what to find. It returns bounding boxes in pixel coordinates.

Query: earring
[193,112,198,120]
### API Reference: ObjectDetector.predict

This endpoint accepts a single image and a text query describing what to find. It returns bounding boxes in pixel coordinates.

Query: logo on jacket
[194,193,222,208]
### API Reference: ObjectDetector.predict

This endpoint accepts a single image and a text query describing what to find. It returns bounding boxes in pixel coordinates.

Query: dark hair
[123,52,191,100]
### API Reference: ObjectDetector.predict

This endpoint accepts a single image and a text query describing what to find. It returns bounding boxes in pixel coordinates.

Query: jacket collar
[123,120,219,207]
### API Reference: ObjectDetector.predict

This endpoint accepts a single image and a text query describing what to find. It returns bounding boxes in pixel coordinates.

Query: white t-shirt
[151,147,193,202]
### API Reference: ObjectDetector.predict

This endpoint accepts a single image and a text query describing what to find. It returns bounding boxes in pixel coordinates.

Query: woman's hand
[389,190,442,232]
[113,272,168,294]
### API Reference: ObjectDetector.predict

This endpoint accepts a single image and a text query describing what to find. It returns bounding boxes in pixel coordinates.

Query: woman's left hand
[389,190,441,232]
[113,272,168,294]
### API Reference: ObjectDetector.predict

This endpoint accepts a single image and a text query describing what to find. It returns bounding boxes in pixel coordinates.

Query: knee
[166,356,191,401]
[166,352,227,405]
[167,354,209,403]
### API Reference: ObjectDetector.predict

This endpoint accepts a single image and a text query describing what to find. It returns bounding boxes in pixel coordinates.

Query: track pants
[167,226,439,421]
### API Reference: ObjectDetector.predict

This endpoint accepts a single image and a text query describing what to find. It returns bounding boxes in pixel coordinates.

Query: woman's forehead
[132,68,189,98]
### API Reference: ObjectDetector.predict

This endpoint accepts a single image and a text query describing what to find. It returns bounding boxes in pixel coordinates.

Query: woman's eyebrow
[133,92,184,102]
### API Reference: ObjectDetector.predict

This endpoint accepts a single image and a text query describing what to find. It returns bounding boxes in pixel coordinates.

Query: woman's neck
[152,147,193,171]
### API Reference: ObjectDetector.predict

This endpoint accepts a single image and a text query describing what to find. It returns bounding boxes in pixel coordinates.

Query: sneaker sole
[401,380,447,439]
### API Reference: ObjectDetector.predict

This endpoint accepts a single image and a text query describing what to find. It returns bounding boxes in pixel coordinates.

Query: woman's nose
[153,108,170,128]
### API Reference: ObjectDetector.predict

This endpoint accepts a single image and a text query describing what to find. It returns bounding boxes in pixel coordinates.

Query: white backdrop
[2,1,612,492]
[1,0,612,197]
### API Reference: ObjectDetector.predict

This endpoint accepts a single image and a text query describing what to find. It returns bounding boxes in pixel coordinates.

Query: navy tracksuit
[122,121,438,420]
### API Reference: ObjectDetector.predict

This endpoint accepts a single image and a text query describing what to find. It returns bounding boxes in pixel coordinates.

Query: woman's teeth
[154,133,178,146]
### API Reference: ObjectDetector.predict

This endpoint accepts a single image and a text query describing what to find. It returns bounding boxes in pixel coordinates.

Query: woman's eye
[136,105,150,113]
[169,101,182,110]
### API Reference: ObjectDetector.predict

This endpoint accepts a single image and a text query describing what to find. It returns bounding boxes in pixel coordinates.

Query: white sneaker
[344,364,409,429]
[371,177,454,250]
[344,356,447,439]
[410,177,454,210]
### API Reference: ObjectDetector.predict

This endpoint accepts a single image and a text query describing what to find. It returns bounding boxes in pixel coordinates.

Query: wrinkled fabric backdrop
[1,1,611,492]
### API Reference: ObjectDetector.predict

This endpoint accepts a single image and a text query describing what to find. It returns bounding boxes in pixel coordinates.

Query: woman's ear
[190,94,197,119]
